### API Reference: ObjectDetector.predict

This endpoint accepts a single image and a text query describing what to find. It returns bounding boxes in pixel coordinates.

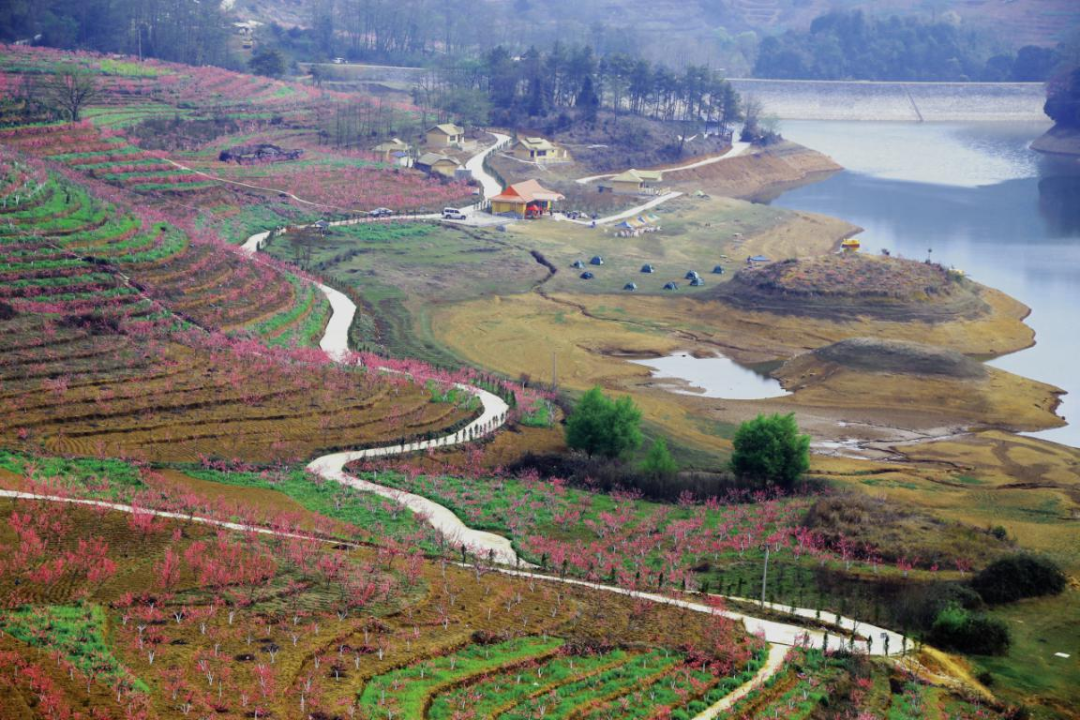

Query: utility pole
[761,546,770,606]
[551,351,557,390]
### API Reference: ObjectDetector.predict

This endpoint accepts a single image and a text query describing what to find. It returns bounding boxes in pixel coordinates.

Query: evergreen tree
[640,438,678,479]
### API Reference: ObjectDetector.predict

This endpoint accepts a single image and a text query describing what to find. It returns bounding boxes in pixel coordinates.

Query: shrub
[0,301,15,320]
[971,554,1067,604]
[731,413,810,489]
[928,604,1011,655]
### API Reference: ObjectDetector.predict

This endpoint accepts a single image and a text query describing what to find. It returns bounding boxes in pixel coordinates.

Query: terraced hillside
[0,151,471,462]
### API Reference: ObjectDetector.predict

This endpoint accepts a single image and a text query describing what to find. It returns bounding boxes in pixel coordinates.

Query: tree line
[415,43,742,132]
[0,0,232,68]
[755,9,1060,82]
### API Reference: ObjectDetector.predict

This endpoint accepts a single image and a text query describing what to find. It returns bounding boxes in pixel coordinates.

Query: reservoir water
[771,121,1080,447]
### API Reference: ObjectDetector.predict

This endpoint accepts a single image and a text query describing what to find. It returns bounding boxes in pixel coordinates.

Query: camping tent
[624,282,637,291]
[580,271,595,280]
[640,264,655,273]
[590,256,604,266]
[663,282,678,291]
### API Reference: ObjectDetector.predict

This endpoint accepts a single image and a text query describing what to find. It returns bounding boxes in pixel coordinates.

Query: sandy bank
[1031,125,1080,158]
[665,141,843,199]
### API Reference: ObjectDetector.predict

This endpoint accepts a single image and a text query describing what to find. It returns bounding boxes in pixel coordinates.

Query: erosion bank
[665,141,843,200]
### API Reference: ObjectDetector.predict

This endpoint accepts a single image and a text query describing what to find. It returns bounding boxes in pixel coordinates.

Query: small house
[415,153,461,178]
[426,123,465,148]
[511,136,570,163]
[604,169,664,195]
[372,138,411,163]
[841,238,861,253]
[489,179,565,218]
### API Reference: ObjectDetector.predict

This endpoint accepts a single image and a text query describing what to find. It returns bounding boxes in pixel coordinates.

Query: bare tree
[46,66,101,123]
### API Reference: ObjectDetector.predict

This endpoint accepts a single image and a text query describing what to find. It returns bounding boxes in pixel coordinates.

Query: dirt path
[693,643,788,720]
[574,132,750,186]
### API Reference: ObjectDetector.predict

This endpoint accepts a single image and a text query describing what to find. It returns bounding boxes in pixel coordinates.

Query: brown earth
[665,141,843,199]
[775,339,1064,433]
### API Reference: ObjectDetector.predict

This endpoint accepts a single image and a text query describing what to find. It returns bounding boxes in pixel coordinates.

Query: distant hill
[230,0,1080,72]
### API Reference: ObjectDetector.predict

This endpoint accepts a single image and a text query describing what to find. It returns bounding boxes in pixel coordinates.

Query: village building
[425,123,465,148]
[415,152,462,178]
[511,136,570,163]
[602,169,664,195]
[489,179,565,218]
[372,138,411,166]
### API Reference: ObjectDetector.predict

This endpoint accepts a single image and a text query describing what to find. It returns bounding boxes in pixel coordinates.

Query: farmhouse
[372,138,411,165]
[511,136,570,163]
[415,152,462,178]
[426,123,465,148]
[603,169,664,195]
[489,179,565,218]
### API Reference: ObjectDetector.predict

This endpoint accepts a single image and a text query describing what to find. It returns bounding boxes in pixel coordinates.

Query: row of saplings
[513,386,1068,658]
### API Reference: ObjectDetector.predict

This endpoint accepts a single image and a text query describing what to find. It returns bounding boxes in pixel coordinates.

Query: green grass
[176,465,428,542]
[359,636,564,718]
[0,604,147,692]
[428,647,636,719]
[499,648,681,719]
[974,591,1080,718]
[0,450,144,498]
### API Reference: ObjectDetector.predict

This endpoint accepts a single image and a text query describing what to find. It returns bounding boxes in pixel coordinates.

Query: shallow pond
[631,352,790,400]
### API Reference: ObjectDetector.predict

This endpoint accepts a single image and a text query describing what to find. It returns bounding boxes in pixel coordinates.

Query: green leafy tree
[640,438,678,478]
[731,413,810,488]
[249,48,286,78]
[565,387,642,460]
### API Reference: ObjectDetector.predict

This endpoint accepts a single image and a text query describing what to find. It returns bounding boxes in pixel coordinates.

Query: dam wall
[728,79,1048,122]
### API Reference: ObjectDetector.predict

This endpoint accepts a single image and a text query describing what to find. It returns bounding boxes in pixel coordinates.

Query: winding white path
[240,190,519,563]
[465,132,511,201]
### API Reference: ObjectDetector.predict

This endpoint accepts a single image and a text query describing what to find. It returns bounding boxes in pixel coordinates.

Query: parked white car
[442,207,467,220]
